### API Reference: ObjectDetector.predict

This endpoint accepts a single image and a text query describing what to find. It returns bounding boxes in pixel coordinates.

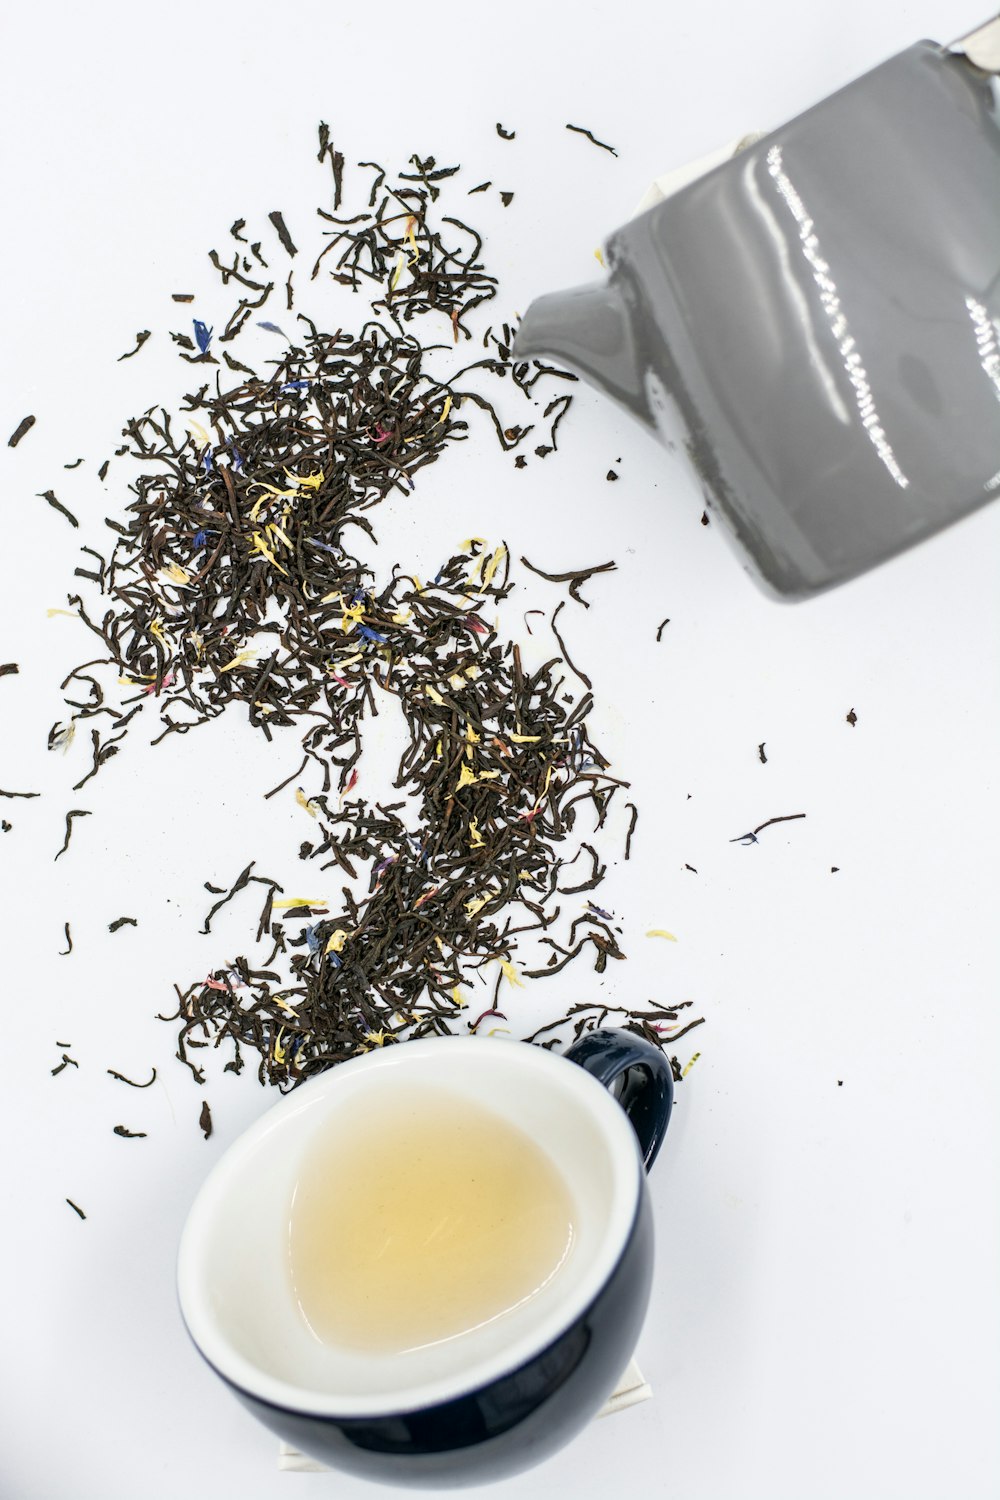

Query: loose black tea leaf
[606,469,618,481]
[0,788,39,799]
[550,601,592,690]
[268,211,298,256]
[54,808,91,861]
[565,123,618,156]
[66,1199,86,1220]
[201,862,280,935]
[499,191,514,207]
[846,708,858,726]
[624,802,639,861]
[684,863,697,873]
[0,663,18,677]
[496,124,516,140]
[172,293,195,302]
[108,916,138,932]
[520,556,616,608]
[199,1100,213,1139]
[63,458,84,470]
[831,866,840,873]
[700,510,710,526]
[468,181,491,194]
[51,1052,79,1076]
[118,330,152,361]
[8,414,36,447]
[113,1125,148,1138]
[656,618,670,641]
[107,1067,157,1089]
[37,490,79,528]
[1,820,11,832]
[59,922,72,954]
[97,460,110,481]
[316,123,345,209]
[729,812,807,846]
[758,743,767,764]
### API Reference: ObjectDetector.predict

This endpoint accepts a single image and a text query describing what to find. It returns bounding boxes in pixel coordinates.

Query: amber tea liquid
[287,1085,576,1354]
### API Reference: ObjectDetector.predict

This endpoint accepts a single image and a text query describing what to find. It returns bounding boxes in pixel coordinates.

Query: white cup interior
[177,1036,642,1416]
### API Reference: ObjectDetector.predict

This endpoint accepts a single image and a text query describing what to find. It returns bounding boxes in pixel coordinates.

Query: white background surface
[2,3,999,1498]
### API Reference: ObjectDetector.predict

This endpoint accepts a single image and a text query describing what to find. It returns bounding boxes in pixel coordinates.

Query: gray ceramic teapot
[513,21,1000,599]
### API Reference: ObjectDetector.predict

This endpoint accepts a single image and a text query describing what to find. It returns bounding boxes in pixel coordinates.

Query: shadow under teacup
[177,1029,673,1488]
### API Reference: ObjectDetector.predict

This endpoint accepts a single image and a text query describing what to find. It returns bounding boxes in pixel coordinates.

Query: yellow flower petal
[469,818,485,849]
[646,929,678,942]
[324,928,349,953]
[285,467,324,490]
[295,787,318,817]
[272,897,326,909]
[219,648,258,674]
[251,531,288,576]
[498,959,524,988]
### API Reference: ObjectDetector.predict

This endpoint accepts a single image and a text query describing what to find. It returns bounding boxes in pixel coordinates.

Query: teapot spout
[513,280,655,430]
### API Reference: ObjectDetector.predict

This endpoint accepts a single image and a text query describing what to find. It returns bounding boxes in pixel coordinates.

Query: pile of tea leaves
[49,128,702,1096]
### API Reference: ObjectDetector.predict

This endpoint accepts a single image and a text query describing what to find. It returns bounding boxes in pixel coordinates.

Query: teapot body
[515,41,1000,598]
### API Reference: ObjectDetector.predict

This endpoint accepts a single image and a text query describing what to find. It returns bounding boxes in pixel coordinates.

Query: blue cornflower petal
[193,320,213,354]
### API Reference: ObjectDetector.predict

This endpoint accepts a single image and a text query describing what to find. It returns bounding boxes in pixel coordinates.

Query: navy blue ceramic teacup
[177,1029,673,1487]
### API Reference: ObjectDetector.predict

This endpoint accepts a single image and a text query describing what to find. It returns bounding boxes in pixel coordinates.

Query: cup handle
[563,1028,674,1172]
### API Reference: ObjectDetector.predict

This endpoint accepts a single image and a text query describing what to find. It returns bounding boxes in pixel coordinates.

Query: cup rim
[177,1036,644,1417]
